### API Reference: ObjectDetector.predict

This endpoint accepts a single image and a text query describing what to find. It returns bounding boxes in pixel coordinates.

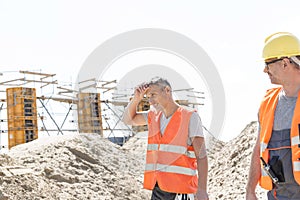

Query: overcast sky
[1,0,300,141]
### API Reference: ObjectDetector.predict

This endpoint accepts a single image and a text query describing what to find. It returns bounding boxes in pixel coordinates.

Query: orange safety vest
[259,87,300,190]
[143,107,198,194]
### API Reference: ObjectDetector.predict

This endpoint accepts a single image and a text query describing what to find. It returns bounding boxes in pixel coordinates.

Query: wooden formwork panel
[8,115,37,120]
[79,127,100,131]
[6,87,38,149]
[8,131,16,149]
[132,125,148,132]
[137,98,150,112]
[8,130,25,149]
[6,88,36,104]
[8,129,38,149]
[8,119,38,130]
[6,87,35,95]
[77,93,103,135]
[78,116,102,121]
[15,130,25,145]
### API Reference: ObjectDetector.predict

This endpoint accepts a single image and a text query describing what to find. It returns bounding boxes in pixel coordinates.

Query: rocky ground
[0,122,267,199]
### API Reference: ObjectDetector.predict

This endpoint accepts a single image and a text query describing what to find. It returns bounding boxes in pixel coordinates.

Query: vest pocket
[269,156,285,183]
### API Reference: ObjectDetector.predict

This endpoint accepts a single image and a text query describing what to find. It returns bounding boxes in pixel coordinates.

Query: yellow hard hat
[262,32,300,61]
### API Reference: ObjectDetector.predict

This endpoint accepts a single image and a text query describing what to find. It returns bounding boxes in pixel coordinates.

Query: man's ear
[165,86,171,93]
[282,58,290,68]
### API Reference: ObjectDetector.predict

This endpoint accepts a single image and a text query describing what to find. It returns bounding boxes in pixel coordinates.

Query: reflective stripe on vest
[292,136,300,146]
[294,162,300,171]
[147,144,196,158]
[145,163,197,176]
[261,168,270,185]
[261,168,268,177]
[260,142,268,153]
[259,87,300,190]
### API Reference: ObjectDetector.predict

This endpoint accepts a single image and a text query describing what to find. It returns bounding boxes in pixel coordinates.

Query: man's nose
[148,98,154,105]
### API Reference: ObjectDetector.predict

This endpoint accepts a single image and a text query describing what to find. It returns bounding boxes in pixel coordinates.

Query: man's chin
[151,105,162,111]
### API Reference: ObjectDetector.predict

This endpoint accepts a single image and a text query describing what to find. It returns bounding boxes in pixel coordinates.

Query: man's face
[264,59,283,85]
[146,84,168,110]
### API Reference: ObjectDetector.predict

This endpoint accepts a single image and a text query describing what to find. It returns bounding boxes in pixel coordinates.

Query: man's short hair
[148,77,172,90]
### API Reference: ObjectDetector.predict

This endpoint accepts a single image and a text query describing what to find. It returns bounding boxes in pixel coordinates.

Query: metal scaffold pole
[38,99,63,135]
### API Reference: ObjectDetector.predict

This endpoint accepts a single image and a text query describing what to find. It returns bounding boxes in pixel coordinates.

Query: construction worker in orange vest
[246,32,300,200]
[122,77,209,200]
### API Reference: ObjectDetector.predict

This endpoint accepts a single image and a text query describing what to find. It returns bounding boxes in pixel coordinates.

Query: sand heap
[207,121,267,199]
[0,134,150,200]
[0,122,269,199]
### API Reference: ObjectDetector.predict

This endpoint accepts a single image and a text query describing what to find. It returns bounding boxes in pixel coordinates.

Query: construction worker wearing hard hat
[122,77,208,200]
[246,32,300,200]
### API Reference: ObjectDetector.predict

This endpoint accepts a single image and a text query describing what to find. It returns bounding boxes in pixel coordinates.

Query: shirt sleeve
[142,112,148,122]
[188,112,206,158]
[188,112,204,138]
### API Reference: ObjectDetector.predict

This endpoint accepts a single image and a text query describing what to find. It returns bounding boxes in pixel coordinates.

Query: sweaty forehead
[149,84,162,91]
[146,85,161,95]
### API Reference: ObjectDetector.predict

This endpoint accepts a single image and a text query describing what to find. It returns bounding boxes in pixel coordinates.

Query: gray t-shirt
[273,90,297,130]
[142,111,204,140]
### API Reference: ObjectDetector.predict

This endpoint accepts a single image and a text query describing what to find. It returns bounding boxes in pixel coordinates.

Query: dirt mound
[0,133,150,200]
[208,121,266,199]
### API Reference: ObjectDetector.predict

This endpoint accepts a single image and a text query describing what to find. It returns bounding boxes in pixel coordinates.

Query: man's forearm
[246,141,261,194]
[122,98,140,125]
[197,156,208,191]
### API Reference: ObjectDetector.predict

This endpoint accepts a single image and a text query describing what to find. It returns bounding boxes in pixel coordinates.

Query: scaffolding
[0,70,75,150]
[0,69,207,150]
